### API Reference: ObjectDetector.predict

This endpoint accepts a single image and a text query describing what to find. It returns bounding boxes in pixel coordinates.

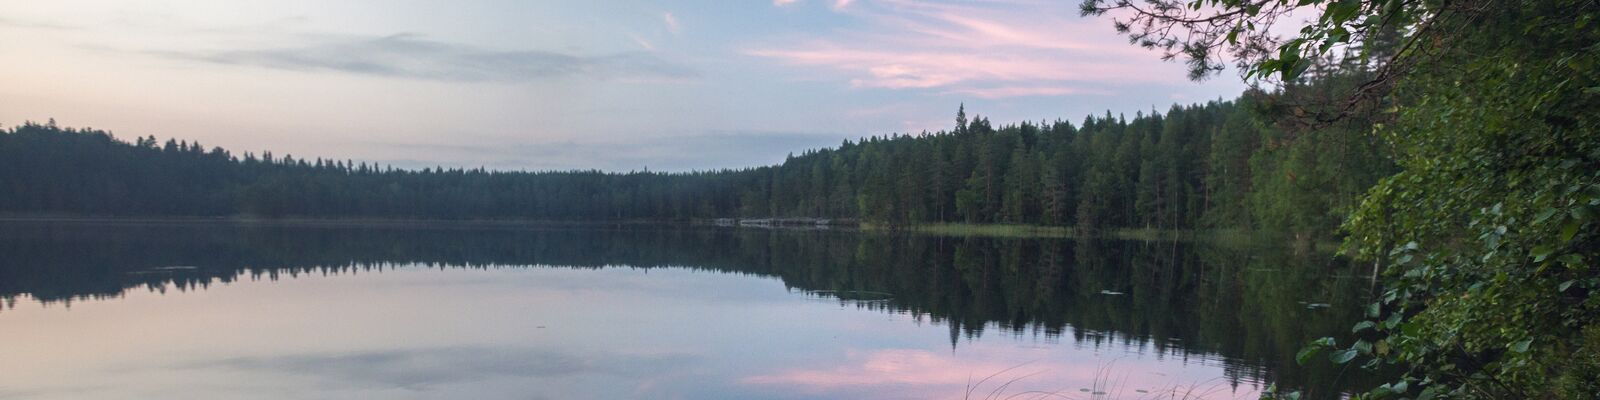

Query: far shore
[0,215,1336,250]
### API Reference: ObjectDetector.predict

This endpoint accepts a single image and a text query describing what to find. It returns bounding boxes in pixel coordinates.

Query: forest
[0,62,1391,242]
[2,0,1597,397]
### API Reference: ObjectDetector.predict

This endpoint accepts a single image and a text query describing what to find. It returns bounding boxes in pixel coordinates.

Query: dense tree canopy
[1083,0,1600,398]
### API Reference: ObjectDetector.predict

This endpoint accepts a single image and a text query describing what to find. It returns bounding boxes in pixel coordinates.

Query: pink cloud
[743,349,982,387]
[748,45,1157,88]
[772,0,853,9]
[746,0,1188,98]
[629,33,656,51]
[945,86,1113,99]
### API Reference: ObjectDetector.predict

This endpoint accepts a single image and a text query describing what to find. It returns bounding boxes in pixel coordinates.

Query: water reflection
[0,221,1377,399]
[180,347,697,390]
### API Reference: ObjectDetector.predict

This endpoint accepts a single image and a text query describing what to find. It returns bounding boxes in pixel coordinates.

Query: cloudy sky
[0,0,1247,171]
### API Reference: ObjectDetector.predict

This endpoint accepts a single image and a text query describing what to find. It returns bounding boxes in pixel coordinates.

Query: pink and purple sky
[0,0,1250,171]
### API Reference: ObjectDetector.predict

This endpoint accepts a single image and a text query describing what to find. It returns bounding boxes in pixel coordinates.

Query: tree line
[0,73,1391,241]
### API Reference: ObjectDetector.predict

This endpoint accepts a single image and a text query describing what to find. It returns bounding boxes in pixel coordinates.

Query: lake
[0,221,1378,399]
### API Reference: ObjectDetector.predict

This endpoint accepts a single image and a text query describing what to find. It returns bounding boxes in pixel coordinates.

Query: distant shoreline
[0,215,1332,249]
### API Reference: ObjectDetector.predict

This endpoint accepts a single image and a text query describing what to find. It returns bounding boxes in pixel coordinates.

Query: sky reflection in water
[2,266,1247,399]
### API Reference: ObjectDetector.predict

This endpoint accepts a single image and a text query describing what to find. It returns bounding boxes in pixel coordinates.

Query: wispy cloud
[177,347,697,390]
[945,86,1112,99]
[747,0,1177,98]
[0,16,82,31]
[771,0,854,9]
[629,33,657,51]
[662,12,681,35]
[148,33,698,83]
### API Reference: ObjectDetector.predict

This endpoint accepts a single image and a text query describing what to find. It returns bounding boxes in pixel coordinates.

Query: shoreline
[0,215,1332,249]
[883,223,1339,251]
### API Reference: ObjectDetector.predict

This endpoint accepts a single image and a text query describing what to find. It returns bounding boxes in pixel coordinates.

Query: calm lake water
[0,222,1377,399]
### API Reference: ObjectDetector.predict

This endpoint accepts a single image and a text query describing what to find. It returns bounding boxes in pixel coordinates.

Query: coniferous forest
[0,73,1392,241]
[2,0,1599,398]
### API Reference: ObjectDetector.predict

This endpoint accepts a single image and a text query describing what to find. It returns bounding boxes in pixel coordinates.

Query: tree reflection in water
[0,221,1381,397]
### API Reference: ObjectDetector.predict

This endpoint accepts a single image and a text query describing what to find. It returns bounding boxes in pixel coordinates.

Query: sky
[0,0,1249,172]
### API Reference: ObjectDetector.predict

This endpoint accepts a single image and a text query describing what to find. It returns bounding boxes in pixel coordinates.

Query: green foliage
[1336,1,1600,394]
[1088,0,1599,397]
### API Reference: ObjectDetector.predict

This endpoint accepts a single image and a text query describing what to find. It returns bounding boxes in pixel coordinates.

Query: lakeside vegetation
[1074,0,1599,398]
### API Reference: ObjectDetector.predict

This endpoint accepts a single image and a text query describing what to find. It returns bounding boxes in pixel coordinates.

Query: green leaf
[1330,348,1360,364]
[1296,346,1323,366]
[1353,321,1376,333]
[1560,220,1581,242]
[1368,384,1395,397]
[1531,245,1555,262]
[1288,58,1311,80]
[1511,338,1533,353]
[1561,280,1576,292]
[1297,337,1336,365]
[1324,0,1361,24]
[1534,208,1559,223]
[1562,254,1586,269]
[1417,385,1441,400]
